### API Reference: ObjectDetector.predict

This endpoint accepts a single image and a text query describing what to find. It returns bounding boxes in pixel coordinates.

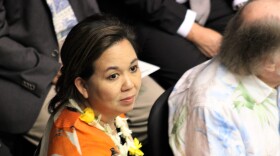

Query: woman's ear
[75,77,89,99]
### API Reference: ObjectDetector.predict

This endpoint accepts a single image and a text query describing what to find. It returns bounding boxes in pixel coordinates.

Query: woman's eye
[130,65,138,73]
[108,73,119,80]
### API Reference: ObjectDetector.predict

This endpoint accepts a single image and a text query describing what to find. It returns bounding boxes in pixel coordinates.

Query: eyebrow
[105,58,139,71]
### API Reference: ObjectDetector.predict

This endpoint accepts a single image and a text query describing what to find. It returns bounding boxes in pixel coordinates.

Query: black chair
[147,87,174,156]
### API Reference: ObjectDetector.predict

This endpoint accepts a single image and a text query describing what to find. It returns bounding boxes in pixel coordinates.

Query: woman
[39,14,143,156]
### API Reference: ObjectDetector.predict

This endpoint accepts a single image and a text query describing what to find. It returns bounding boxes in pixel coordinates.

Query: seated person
[38,14,144,156]
[97,0,248,89]
[168,0,280,155]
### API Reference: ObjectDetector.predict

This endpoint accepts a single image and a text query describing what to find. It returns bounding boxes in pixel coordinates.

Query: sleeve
[48,127,82,156]
[232,0,248,10]
[122,0,190,35]
[185,106,246,156]
[177,9,196,37]
[48,111,117,156]
[0,1,60,97]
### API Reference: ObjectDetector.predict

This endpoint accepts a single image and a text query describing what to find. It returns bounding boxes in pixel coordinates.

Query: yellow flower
[128,138,144,156]
[79,107,95,124]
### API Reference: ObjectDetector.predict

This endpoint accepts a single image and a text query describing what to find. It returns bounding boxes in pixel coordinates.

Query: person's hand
[186,23,222,57]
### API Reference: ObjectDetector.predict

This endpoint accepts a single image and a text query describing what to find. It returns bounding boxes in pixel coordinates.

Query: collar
[239,75,277,104]
[218,62,277,105]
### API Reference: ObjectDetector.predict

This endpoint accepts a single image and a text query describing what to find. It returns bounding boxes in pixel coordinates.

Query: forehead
[94,39,137,70]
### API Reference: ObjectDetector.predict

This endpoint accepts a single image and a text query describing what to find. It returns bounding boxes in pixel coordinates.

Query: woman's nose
[121,74,134,91]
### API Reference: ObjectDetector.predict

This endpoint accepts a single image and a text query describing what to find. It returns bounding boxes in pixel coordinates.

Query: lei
[68,99,144,156]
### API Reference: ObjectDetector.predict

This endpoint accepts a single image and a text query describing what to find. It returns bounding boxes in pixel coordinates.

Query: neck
[99,119,117,134]
[100,118,115,126]
[97,114,116,125]
[93,108,117,123]
[95,111,117,129]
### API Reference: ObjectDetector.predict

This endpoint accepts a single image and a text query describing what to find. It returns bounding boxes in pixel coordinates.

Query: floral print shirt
[168,58,280,156]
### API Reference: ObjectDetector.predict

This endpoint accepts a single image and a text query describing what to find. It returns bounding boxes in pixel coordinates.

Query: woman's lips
[120,95,135,104]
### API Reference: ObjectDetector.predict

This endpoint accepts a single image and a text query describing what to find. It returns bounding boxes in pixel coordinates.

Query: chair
[147,87,174,156]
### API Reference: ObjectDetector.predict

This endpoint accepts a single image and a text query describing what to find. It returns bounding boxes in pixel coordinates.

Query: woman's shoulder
[50,108,117,155]
[53,107,81,128]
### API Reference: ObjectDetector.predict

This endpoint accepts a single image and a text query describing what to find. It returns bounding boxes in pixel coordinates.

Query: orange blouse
[47,108,120,156]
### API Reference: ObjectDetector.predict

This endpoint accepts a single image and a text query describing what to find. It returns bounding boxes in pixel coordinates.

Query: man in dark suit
[98,0,248,89]
[0,1,100,155]
[0,0,164,155]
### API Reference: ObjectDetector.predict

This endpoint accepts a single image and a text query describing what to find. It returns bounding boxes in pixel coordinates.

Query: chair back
[147,87,174,156]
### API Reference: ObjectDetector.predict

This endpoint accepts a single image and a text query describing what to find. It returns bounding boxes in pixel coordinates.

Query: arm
[186,107,246,156]
[185,0,249,58]
[123,0,222,57]
[0,0,60,97]
[186,23,222,57]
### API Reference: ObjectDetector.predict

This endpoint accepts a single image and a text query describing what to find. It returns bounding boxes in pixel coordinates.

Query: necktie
[189,0,211,25]
[46,0,78,49]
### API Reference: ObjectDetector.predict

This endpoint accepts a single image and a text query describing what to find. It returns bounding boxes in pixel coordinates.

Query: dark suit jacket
[0,0,99,133]
[98,0,233,35]
[98,0,187,35]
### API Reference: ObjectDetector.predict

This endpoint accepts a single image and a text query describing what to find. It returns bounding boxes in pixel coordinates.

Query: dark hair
[218,6,280,75]
[49,14,137,112]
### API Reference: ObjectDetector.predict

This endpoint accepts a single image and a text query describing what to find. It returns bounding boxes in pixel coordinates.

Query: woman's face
[76,39,141,120]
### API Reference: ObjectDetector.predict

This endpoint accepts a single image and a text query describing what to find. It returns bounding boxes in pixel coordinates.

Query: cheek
[134,77,141,89]
[89,87,118,102]
[276,64,280,76]
[135,72,142,88]
[277,69,280,76]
